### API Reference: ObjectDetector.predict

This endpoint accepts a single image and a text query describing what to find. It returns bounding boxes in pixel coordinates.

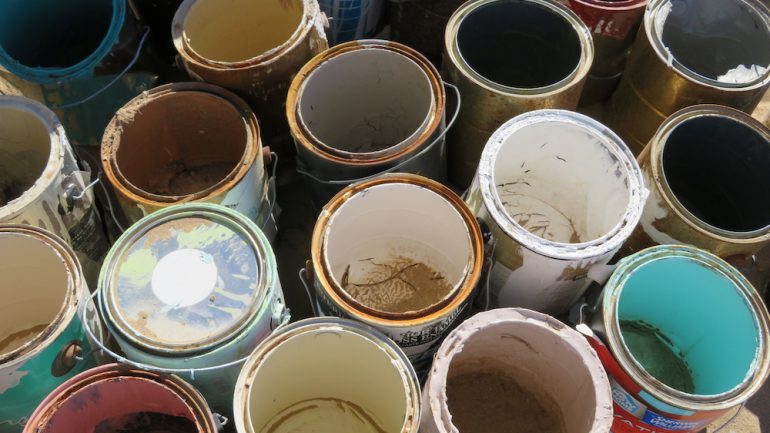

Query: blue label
[612,383,640,414]
[642,411,700,431]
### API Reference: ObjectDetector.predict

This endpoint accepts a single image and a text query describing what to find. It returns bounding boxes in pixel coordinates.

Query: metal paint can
[172,0,328,144]
[287,40,449,208]
[101,82,278,241]
[389,0,467,66]
[621,105,770,263]
[0,96,109,285]
[305,174,484,370]
[562,0,648,105]
[22,364,218,433]
[421,309,613,433]
[466,110,647,315]
[0,0,158,148]
[606,0,770,154]
[233,318,421,433]
[96,203,288,417]
[444,0,594,188]
[0,225,100,433]
[319,0,385,44]
[580,245,770,433]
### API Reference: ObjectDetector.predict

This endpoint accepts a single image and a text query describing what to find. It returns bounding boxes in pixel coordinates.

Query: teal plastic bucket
[0,0,125,84]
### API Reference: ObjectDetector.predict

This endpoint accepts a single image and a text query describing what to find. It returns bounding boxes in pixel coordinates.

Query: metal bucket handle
[295,81,461,185]
[299,266,323,317]
[80,286,290,376]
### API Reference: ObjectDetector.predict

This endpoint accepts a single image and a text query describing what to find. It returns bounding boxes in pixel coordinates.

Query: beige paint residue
[260,398,388,433]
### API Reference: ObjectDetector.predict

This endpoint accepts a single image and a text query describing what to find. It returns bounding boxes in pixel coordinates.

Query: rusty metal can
[389,0,467,66]
[444,0,594,188]
[288,39,450,207]
[0,225,100,433]
[466,109,647,315]
[0,96,109,285]
[101,82,278,241]
[620,105,770,261]
[22,364,219,433]
[304,173,484,370]
[606,0,770,154]
[172,0,328,144]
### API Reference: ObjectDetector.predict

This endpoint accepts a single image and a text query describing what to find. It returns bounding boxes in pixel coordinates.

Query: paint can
[389,0,467,66]
[621,105,770,263]
[444,0,594,188]
[303,174,484,370]
[606,0,770,154]
[0,224,100,433]
[233,318,421,433]
[288,40,452,207]
[579,245,770,433]
[0,0,159,147]
[466,110,647,315]
[422,308,613,433]
[101,82,278,241]
[22,364,219,433]
[562,0,648,106]
[0,96,109,285]
[94,203,289,417]
[319,0,385,45]
[172,0,328,145]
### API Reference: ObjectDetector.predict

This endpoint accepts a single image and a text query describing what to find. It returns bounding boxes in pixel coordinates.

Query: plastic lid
[105,213,263,353]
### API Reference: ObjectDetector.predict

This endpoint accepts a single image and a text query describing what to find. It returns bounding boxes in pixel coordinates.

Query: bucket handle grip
[54,27,151,109]
[81,287,290,375]
[295,81,461,185]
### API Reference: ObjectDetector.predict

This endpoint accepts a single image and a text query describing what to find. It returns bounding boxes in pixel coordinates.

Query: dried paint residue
[0,323,47,355]
[93,411,197,433]
[260,398,387,433]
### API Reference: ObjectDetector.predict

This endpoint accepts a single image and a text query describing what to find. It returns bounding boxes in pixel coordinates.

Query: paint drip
[259,398,388,433]
[93,412,197,433]
[620,320,695,393]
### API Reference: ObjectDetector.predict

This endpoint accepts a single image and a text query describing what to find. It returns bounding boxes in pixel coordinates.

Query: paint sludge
[620,320,696,393]
[147,161,235,196]
[93,412,197,433]
[260,398,387,433]
[446,367,567,433]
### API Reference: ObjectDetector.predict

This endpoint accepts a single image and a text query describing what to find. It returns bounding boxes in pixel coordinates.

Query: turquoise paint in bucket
[585,245,770,433]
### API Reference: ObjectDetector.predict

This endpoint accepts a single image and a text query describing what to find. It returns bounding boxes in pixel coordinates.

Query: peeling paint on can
[97,203,288,417]
[421,309,613,433]
[307,174,484,370]
[0,225,100,433]
[0,96,109,285]
[581,245,770,433]
[233,318,421,433]
[22,364,218,433]
[466,110,646,314]
[101,82,278,241]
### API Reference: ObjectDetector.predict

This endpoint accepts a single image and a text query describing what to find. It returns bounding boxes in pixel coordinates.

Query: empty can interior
[0,107,51,207]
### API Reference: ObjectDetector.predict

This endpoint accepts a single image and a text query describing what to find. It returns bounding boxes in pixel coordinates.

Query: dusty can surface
[606,0,770,154]
[0,225,100,433]
[97,203,288,417]
[288,40,448,207]
[422,309,613,433]
[233,318,421,433]
[307,174,484,370]
[581,245,770,433]
[22,364,218,433]
[466,110,647,315]
[172,0,328,144]
[0,96,108,284]
[389,0,466,65]
[102,82,277,240]
[444,0,594,187]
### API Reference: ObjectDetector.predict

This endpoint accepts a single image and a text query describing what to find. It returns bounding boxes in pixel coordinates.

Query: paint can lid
[103,204,270,354]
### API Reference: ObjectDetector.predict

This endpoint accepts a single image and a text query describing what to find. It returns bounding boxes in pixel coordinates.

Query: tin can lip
[645,0,770,90]
[600,245,770,411]
[568,0,647,10]
[310,174,484,325]
[648,104,770,244]
[23,363,218,433]
[0,224,82,366]
[233,317,421,433]
[287,39,446,168]
[479,109,646,260]
[99,203,275,356]
[172,0,319,69]
[101,82,261,208]
[0,96,67,221]
[445,0,594,96]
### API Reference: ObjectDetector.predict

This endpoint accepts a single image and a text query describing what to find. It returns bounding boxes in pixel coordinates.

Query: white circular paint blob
[151,248,218,307]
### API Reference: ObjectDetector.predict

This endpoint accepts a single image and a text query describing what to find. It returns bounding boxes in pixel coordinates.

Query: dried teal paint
[617,255,760,396]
